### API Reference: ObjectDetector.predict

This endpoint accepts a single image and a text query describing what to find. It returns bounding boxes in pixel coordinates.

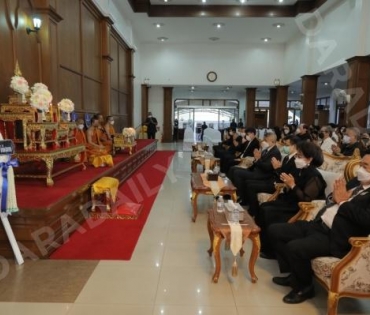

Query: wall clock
[207,71,217,82]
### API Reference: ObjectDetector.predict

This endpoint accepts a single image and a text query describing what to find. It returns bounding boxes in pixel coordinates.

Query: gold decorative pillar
[345,56,370,128]
[301,75,319,125]
[246,88,256,128]
[269,88,277,127]
[162,87,173,143]
[275,86,289,127]
[101,17,114,117]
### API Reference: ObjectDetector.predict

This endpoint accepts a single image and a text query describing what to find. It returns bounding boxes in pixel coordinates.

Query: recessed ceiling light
[213,23,225,29]
[290,91,295,94]
[239,0,246,3]
[209,37,220,41]
[201,0,206,3]
[273,23,285,28]
[158,37,168,42]
[323,82,329,86]
[277,0,284,3]
[262,37,271,42]
[154,23,164,28]
[163,0,171,3]
[191,86,195,90]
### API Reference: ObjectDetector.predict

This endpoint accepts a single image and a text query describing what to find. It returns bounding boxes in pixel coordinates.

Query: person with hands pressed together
[267,153,370,304]
[257,141,326,259]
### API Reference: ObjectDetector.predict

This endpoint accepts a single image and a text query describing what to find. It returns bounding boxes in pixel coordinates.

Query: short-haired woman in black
[257,141,326,259]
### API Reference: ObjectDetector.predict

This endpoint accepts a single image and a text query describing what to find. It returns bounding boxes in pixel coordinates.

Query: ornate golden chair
[290,158,370,315]
[319,148,361,173]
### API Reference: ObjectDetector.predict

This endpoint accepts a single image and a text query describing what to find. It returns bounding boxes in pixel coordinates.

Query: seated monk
[104,116,116,139]
[85,117,114,168]
[96,114,113,153]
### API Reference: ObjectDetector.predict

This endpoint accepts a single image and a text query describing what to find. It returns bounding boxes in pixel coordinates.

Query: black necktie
[282,155,289,165]
[261,149,268,158]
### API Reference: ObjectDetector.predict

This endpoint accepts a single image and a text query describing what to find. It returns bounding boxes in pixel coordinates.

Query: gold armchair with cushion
[291,158,369,315]
[319,148,361,173]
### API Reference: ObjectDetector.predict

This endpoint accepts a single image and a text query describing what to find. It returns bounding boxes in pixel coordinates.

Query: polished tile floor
[0,142,370,314]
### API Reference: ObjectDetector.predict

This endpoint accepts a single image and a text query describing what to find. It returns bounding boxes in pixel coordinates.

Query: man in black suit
[268,153,370,304]
[229,132,282,197]
[222,127,259,173]
[240,135,300,214]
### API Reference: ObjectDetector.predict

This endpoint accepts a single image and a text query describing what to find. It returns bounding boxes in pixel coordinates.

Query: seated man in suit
[228,131,282,198]
[221,127,260,174]
[268,153,370,304]
[331,126,364,156]
[241,135,300,214]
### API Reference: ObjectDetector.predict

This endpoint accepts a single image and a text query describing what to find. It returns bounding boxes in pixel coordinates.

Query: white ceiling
[112,0,346,97]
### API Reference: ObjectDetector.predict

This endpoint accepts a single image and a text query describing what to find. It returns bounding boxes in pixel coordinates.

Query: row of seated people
[212,125,370,308]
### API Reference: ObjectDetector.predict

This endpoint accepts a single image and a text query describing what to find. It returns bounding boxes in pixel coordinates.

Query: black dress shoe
[272,274,292,287]
[259,252,276,260]
[283,286,315,304]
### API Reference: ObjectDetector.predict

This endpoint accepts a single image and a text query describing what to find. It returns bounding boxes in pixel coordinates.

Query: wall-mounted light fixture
[26,18,42,35]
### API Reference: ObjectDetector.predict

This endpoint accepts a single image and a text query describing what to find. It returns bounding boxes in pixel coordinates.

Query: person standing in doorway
[144,112,158,139]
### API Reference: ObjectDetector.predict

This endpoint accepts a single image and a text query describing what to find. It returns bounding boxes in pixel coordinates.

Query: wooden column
[101,17,114,117]
[269,88,277,127]
[162,87,173,143]
[141,84,150,125]
[346,56,370,129]
[275,86,289,127]
[301,75,318,125]
[127,48,135,126]
[246,88,256,128]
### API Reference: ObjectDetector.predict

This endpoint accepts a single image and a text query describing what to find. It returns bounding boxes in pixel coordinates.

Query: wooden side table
[207,208,261,283]
[190,173,236,222]
[191,153,220,173]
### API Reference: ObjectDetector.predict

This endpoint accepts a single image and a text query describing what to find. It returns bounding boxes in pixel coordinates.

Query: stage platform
[0,139,157,259]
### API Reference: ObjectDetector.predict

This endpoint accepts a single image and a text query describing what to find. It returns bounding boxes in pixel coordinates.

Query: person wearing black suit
[268,153,370,304]
[222,128,259,174]
[229,132,282,197]
[241,135,300,215]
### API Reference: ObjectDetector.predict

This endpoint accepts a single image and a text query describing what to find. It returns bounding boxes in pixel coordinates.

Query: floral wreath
[58,99,75,113]
[10,75,29,95]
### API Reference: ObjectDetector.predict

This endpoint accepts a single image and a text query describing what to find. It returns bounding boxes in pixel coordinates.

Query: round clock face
[207,71,217,82]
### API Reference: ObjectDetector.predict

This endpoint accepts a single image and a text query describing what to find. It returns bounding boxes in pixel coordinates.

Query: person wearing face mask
[144,111,158,139]
[74,118,87,163]
[318,125,336,154]
[268,153,370,304]
[104,116,116,140]
[331,127,363,156]
[228,132,281,198]
[213,128,235,158]
[257,141,326,259]
[85,117,114,167]
[241,135,300,216]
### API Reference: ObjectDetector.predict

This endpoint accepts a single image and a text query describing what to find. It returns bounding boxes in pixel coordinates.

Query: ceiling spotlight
[239,0,246,3]
[201,0,206,3]
[191,86,195,90]
[324,82,329,86]
[163,0,170,2]
[154,23,164,28]
[273,23,285,28]
[209,37,220,41]
[262,37,271,42]
[290,91,295,94]
[213,23,225,29]
[158,37,168,42]
[277,0,284,3]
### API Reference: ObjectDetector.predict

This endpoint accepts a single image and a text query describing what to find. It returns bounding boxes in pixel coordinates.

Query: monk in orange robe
[74,118,87,163]
[96,114,113,153]
[85,117,114,167]
[104,116,116,139]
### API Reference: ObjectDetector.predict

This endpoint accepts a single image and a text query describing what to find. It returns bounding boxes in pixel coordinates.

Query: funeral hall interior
[1,0,370,314]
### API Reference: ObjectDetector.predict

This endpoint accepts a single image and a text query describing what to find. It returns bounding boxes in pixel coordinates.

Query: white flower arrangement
[122,127,136,138]
[31,83,48,92]
[58,98,75,113]
[10,75,29,95]
[30,89,53,112]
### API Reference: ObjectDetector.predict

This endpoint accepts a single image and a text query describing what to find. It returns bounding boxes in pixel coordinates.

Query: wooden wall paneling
[110,35,118,90]
[49,0,57,9]
[83,77,100,112]
[119,92,128,115]
[110,89,119,115]
[49,20,59,100]
[57,0,81,72]
[119,46,128,93]
[162,87,173,142]
[59,67,82,109]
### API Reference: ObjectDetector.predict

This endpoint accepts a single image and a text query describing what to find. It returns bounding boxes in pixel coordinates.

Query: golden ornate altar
[113,134,137,155]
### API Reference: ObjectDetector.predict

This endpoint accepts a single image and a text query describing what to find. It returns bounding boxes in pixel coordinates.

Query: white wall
[140,43,285,86]
[283,0,369,84]
[147,86,164,133]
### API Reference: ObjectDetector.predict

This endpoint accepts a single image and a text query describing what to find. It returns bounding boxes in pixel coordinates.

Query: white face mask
[78,124,84,130]
[294,157,308,169]
[109,121,115,125]
[342,135,351,144]
[148,115,152,118]
[241,132,246,137]
[246,135,251,142]
[283,128,289,134]
[295,128,301,134]
[261,141,269,150]
[356,167,370,182]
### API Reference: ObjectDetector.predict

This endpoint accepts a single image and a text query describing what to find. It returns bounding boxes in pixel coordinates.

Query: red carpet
[50,150,175,260]
[14,139,154,209]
